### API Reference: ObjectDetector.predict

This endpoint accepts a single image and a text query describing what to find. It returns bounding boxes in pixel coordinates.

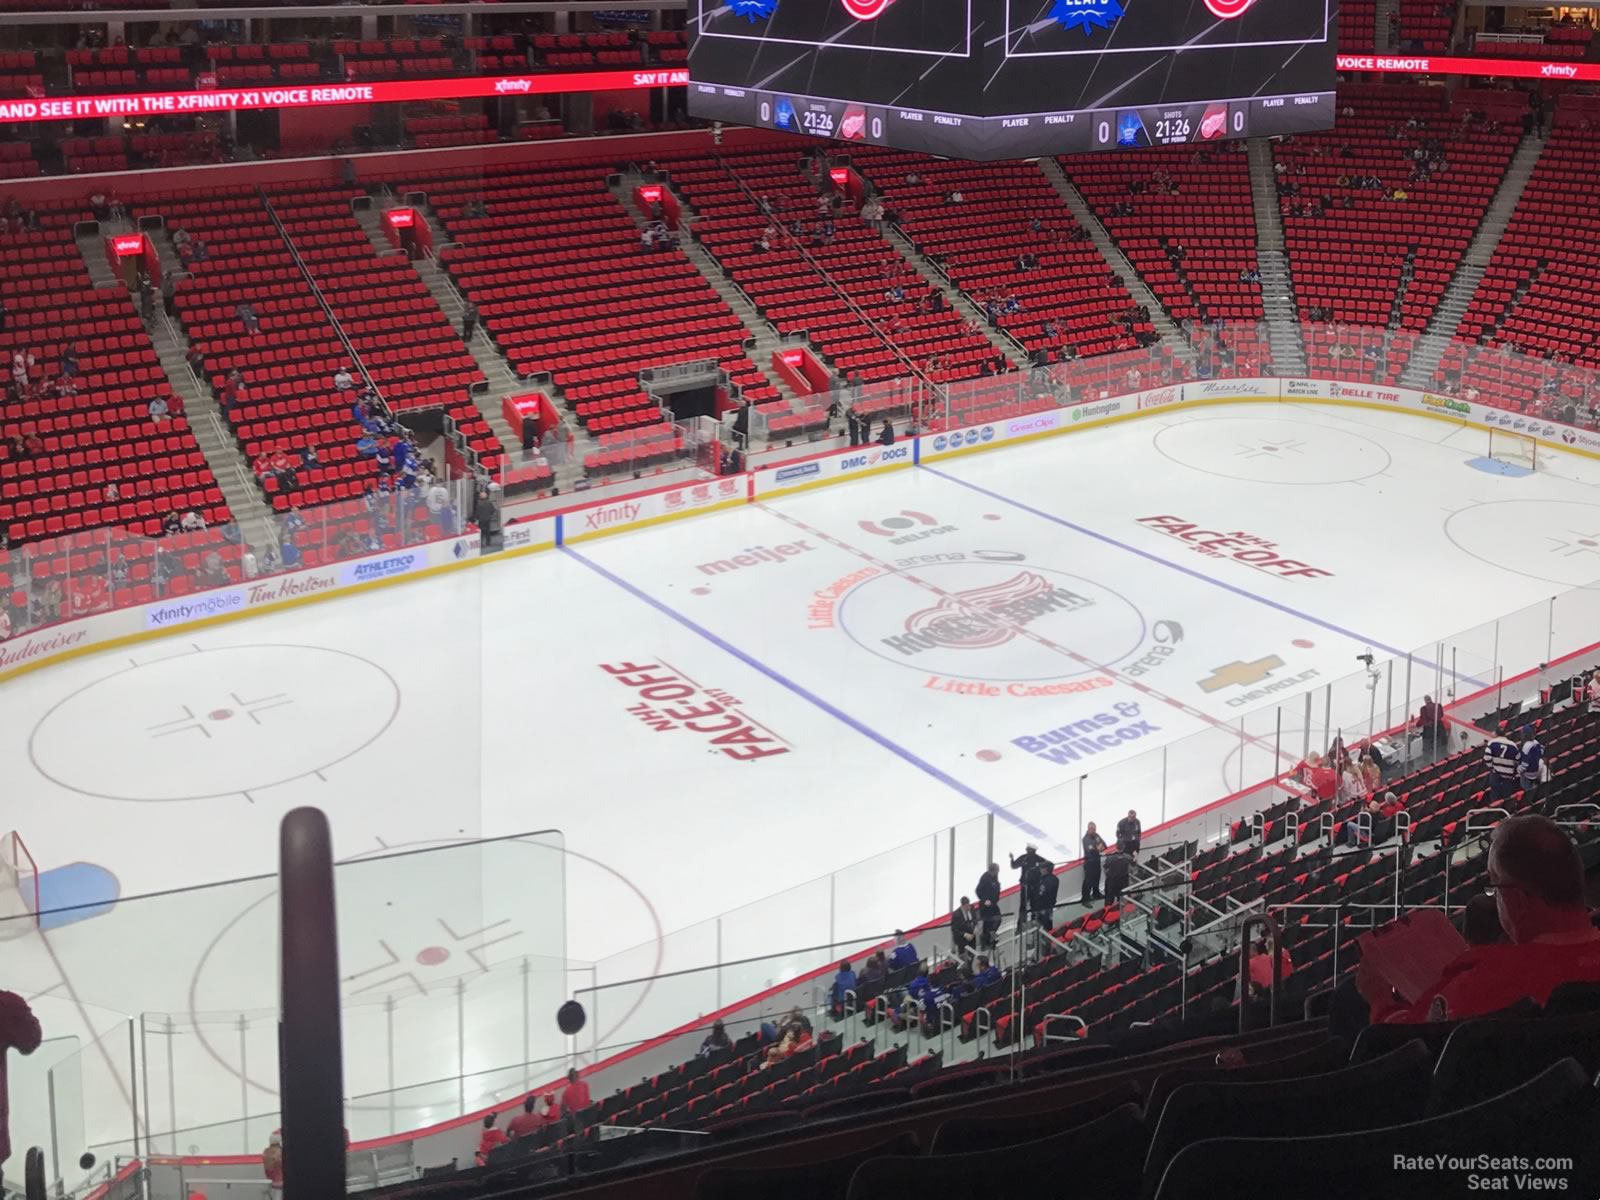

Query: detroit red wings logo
[841,0,893,19]
[1204,0,1257,16]
[902,572,1056,650]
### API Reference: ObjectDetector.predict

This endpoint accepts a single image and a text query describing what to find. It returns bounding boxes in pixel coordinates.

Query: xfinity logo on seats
[1012,701,1160,765]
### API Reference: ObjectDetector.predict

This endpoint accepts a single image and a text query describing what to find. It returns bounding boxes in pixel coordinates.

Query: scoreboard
[688,0,1338,159]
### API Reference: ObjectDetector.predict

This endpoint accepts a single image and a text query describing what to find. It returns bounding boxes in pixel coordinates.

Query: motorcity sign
[0,67,689,125]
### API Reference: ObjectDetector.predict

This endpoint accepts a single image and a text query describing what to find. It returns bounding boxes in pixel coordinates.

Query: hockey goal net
[0,830,39,940]
[1488,427,1538,471]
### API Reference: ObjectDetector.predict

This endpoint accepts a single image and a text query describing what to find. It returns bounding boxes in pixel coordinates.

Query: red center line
[760,505,1302,766]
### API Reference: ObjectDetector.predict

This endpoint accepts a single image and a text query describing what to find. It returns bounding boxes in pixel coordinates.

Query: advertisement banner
[501,515,558,554]
[0,67,689,125]
[753,442,914,496]
[1335,52,1597,83]
[564,475,746,541]
[1185,377,1281,401]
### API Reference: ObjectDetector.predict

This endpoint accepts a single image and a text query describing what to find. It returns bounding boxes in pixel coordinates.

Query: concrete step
[1243,146,1307,375]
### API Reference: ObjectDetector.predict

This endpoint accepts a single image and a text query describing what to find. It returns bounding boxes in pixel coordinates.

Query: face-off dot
[415,946,451,967]
[1292,639,1315,649]
[691,586,711,595]
[983,513,1002,521]
[208,709,235,721]
[976,749,1002,762]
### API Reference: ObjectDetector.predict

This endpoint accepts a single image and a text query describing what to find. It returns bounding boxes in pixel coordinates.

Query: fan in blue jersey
[1517,727,1547,799]
[1483,729,1520,802]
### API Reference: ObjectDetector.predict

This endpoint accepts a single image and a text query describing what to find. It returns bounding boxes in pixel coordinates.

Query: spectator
[279,540,302,569]
[1361,815,1600,1023]
[242,550,259,579]
[971,955,1001,989]
[1246,933,1293,998]
[1298,751,1339,803]
[859,951,886,987]
[462,301,480,342]
[1032,861,1059,927]
[506,1095,544,1139]
[558,1068,590,1122]
[60,344,80,377]
[236,302,260,335]
[944,189,964,205]
[1588,670,1600,715]
[105,481,119,502]
[475,1113,508,1165]
[148,396,170,421]
[1009,842,1048,923]
[698,1019,731,1057]
[0,989,41,1188]
[887,930,918,971]
[262,1128,284,1191]
[1115,809,1141,855]
[950,897,979,959]
[333,367,355,392]
[830,958,857,1007]
[180,510,205,532]
[877,419,895,447]
[1518,726,1547,799]
[1080,823,1106,905]
[1416,694,1445,760]
[1103,850,1130,908]
[1484,726,1520,801]
[1459,892,1505,948]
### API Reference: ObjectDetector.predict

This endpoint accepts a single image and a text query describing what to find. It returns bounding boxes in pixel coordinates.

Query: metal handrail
[1038,1014,1087,1046]
[1236,911,1284,1032]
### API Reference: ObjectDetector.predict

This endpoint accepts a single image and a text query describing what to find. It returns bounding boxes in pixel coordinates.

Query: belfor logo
[1198,655,1285,693]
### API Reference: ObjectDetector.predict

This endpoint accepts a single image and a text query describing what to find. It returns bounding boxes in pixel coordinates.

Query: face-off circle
[1444,499,1600,588]
[836,559,1147,682]
[1152,417,1392,485]
[28,644,400,802]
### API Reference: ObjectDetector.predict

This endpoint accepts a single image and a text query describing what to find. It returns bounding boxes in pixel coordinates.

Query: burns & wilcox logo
[1013,701,1160,765]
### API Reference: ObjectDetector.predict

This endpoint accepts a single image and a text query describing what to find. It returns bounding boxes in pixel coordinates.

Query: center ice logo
[889,572,1091,655]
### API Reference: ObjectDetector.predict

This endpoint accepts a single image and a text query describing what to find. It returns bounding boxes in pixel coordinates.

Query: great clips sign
[0,67,689,125]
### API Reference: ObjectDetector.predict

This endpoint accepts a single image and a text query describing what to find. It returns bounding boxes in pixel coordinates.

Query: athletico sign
[0,67,689,125]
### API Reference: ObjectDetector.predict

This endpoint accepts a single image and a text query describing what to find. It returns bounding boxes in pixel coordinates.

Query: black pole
[279,807,345,1198]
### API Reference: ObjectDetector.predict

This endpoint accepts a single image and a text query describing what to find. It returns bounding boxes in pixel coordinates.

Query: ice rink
[8,400,1600,1153]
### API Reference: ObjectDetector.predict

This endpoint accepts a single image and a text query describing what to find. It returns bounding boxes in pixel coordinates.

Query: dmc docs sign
[566,476,745,539]
[0,67,689,124]
[754,444,912,495]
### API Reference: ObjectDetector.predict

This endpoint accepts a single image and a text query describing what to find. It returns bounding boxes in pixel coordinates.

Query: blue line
[563,546,1049,839]
[921,465,1490,690]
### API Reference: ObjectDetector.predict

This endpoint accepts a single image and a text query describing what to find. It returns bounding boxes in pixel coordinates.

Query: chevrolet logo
[1198,655,1285,693]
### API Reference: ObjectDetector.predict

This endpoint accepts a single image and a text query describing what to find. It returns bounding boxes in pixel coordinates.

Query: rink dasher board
[5,379,1597,684]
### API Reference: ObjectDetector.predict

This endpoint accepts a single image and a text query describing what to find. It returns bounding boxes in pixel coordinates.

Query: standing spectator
[1517,726,1547,799]
[1009,843,1048,925]
[0,989,42,1191]
[262,1128,284,1192]
[1103,849,1130,908]
[1484,727,1520,801]
[1246,933,1293,999]
[1416,694,1445,760]
[1587,670,1600,715]
[975,862,1001,948]
[507,1094,549,1139]
[161,273,176,316]
[1032,863,1059,928]
[846,405,861,446]
[1080,823,1106,905]
[1115,809,1141,855]
[462,300,480,342]
[950,897,979,960]
[236,302,260,335]
[475,1113,508,1165]
[559,1068,590,1124]
[830,958,857,1008]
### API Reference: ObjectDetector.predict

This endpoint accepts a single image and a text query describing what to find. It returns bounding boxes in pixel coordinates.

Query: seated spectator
[830,959,857,1007]
[506,1094,550,1139]
[1246,934,1293,998]
[1459,892,1506,948]
[475,1113,508,1165]
[971,955,1001,989]
[858,951,886,987]
[887,930,918,971]
[697,1019,731,1057]
[180,510,205,532]
[236,302,260,334]
[1360,815,1600,1023]
[944,189,964,204]
[877,420,895,446]
[279,540,302,569]
[333,367,355,391]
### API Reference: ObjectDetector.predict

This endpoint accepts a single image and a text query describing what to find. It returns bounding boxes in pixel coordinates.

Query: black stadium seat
[1427,1011,1600,1114]
[1152,1059,1599,1200]
[929,1079,1142,1155]
[694,1131,919,1200]
[1139,1040,1434,1196]
[846,1103,1147,1200]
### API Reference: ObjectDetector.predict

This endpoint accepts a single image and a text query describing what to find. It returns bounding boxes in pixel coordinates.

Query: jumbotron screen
[687,0,1338,159]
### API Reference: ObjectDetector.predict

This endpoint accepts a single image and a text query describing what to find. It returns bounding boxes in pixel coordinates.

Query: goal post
[1488,427,1538,471]
[0,830,39,940]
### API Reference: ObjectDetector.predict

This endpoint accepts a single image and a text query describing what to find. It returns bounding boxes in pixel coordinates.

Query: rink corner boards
[4,377,1598,685]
